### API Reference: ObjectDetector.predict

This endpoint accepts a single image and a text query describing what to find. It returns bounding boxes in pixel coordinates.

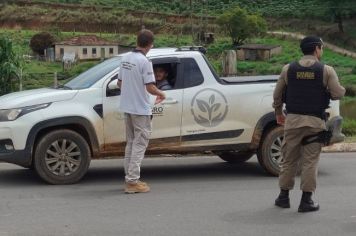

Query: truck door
[149,58,183,149]
[103,74,126,155]
[180,57,242,146]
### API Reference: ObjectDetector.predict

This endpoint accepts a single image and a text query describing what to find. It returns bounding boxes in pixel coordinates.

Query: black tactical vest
[285,61,330,119]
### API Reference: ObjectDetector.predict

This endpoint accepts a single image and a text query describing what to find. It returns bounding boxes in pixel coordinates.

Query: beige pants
[124,113,152,183]
[279,127,323,192]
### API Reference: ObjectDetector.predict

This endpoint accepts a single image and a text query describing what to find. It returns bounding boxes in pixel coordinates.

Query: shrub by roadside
[343,119,356,137]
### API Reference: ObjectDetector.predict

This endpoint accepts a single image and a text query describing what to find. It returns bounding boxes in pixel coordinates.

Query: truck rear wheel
[218,151,254,164]
[34,129,91,184]
[257,126,284,176]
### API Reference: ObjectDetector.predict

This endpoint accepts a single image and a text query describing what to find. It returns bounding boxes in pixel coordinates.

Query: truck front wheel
[34,129,91,184]
[257,126,284,176]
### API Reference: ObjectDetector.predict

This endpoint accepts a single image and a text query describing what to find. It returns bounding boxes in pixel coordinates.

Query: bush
[217,6,267,46]
[30,32,55,56]
[345,85,356,97]
[351,66,356,74]
[343,119,356,136]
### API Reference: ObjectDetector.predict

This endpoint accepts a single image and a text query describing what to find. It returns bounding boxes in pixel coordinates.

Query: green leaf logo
[191,89,229,127]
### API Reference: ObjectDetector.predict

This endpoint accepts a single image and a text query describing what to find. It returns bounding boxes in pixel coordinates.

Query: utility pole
[19,68,23,91]
[54,72,58,88]
[200,0,206,45]
[190,0,194,43]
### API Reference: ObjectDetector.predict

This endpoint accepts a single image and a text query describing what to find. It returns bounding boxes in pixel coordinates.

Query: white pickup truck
[0,47,341,184]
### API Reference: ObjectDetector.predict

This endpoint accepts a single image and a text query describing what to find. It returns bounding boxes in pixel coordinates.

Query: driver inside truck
[154,65,173,90]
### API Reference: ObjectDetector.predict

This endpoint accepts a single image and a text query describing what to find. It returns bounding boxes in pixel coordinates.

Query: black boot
[275,189,290,208]
[298,192,320,213]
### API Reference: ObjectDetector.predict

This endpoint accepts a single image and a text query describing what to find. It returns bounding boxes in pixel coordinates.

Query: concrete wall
[270,46,282,57]
[55,45,119,61]
[236,46,282,61]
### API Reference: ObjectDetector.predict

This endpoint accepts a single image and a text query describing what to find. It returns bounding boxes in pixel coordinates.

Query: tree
[217,6,267,46]
[30,32,55,55]
[317,0,356,33]
[0,37,21,95]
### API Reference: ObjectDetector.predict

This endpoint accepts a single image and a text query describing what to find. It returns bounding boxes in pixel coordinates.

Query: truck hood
[0,88,78,109]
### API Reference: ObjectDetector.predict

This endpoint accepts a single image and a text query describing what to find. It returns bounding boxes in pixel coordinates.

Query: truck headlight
[0,103,51,122]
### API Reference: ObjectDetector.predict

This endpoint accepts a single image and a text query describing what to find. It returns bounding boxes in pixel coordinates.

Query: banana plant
[0,37,21,96]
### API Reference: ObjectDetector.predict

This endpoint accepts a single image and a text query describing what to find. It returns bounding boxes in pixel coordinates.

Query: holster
[302,131,332,146]
[301,116,345,146]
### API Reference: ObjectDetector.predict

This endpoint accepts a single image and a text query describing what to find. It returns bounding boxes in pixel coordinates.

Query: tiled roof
[55,35,118,46]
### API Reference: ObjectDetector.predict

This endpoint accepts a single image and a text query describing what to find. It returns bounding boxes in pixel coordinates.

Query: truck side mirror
[106,78,121,97]
[108,79,119,90]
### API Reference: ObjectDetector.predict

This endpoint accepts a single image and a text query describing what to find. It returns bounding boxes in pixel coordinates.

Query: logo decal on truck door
[191,88,229,127]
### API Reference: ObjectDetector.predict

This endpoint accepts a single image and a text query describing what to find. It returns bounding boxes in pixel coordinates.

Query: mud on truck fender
[253,112,284,176]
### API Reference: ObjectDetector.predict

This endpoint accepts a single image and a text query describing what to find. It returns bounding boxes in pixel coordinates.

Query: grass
[340,97,356,138]
[343,119,356,137]
[345,136,356,143]
[341,96,356,104]
[22,61,99,90]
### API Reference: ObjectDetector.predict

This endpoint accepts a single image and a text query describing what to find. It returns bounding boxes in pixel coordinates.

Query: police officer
[273,36,345,212]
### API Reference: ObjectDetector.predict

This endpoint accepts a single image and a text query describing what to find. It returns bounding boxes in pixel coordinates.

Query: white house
[54,35,119,61]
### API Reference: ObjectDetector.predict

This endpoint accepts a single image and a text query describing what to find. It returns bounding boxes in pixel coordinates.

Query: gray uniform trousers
[124,113,152,183]
[279,127,323,192]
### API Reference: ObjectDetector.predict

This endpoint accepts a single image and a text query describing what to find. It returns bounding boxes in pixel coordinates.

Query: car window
[181,58,204,88]
[65,57,121,89]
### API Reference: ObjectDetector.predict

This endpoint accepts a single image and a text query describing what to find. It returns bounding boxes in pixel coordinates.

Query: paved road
[0,153,355,236]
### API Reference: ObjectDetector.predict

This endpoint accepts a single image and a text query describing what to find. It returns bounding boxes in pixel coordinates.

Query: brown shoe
[137,181,148,186]
[125,181,150,194]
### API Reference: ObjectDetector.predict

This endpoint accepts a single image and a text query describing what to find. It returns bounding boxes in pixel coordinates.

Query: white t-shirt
[118,50,156,115]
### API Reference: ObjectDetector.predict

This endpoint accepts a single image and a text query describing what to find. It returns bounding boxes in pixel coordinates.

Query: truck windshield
[65,56,122,89]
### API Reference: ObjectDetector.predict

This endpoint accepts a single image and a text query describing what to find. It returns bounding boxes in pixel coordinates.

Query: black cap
[300,36,323,50]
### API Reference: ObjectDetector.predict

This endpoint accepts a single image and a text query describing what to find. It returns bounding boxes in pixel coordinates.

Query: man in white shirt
[118,29,165,193]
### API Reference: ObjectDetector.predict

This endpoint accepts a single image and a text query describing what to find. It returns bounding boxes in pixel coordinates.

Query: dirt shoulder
[323,142,356,152]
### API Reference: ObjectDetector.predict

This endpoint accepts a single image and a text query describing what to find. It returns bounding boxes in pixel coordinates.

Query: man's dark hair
[154,64,170,72]
[300,36,323,55]
[137,29,154,48]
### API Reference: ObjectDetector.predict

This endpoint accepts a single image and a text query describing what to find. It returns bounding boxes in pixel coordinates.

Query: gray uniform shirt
[118,51,156,115]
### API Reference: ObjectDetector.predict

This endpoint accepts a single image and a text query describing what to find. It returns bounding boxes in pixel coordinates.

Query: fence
[21,72,69,90]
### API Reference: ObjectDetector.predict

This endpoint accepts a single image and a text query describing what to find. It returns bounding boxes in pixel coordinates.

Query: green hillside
[28,0,356,18]
[2,0,355,50]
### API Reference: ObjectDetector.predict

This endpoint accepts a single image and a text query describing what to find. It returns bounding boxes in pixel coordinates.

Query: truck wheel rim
[270,135,283,168]
[45,139,82,176]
